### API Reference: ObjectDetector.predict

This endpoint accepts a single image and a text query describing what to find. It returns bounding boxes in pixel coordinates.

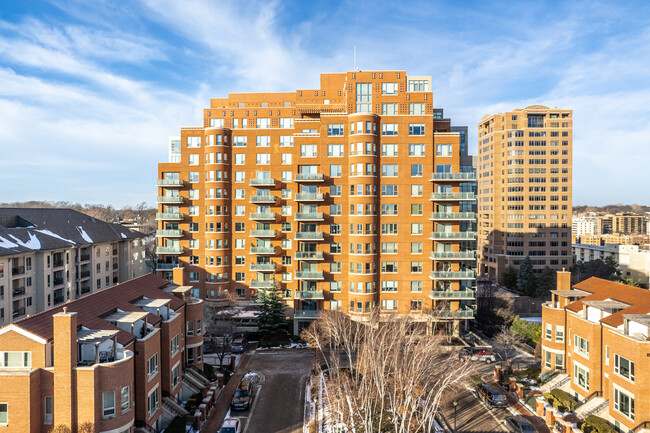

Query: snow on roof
[8,232,42,250]
[34,229,77,245]
[0,235,19,249]
[76,226,94,243]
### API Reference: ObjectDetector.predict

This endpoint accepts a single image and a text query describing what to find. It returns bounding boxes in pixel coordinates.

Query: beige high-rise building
[477,105,573,281]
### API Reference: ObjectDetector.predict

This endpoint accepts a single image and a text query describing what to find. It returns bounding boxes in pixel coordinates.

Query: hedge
[544,389,578,412]
[581,415,616,433]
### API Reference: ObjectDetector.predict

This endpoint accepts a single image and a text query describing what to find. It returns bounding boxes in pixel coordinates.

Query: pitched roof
[566,277,650,326]
[0,208,145,257]
[12,274,182,345]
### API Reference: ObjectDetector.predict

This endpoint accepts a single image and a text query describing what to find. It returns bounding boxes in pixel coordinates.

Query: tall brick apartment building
[156,70,477,334]
[0,274,206,432]
[542,271,650,431]
[477,106,573,282]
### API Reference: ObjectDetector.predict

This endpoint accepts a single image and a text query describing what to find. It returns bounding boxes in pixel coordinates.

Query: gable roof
[12,274,182,345]
[566,277,650,327]
[0,208,145,257]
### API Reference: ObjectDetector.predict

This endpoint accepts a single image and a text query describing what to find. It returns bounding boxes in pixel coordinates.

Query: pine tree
[501,266,518,290]
[257,281,288,346]
[517,256,533,293]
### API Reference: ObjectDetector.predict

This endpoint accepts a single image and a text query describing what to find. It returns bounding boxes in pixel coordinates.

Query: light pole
[453,399,458,433]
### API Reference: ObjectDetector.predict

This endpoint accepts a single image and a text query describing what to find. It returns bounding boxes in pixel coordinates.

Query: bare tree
[204,292,238,369]
[302,311,475,433]
[492,328,524,365]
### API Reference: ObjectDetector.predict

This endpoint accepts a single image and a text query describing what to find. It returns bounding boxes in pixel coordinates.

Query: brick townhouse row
[542,271,650,431]
[0,273,204,433]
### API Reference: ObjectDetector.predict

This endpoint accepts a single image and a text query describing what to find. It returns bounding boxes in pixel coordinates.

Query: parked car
[476,383,508,408]
[471,349,497,364]
[231,379,251,410]
[231,337,248,354]
[459,347,479,359]
[505,416,537,433]
[219,418,242,433]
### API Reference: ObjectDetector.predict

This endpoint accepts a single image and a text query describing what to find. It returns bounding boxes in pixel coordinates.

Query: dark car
[231,337,248,354]
[459,347,478,359]
[231,379,251,410]
[476,383,508,408]
[505,416,537,433]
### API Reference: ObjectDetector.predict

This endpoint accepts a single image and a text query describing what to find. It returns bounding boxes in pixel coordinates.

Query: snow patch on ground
[76,226,93,243]
[0,235,19,249]
[34,229,76,245]
[8,232,41,250]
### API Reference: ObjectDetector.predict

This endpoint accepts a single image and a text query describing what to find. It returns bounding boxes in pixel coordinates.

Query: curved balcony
[250,279,276,289]
[157,179,184,187]
[250,246,277,255]
[429,231,476,240]
[156,213,183,221]
[429,251,476,260]
[430,173,476,181]
[429,270,475,280]
[250,195,277,204]
[250,229,277,238]
[249,178,276,187]
[295,173,324,182]
[295,271,324,280]
[295,193,324,202]
[295,290,324,300]
[295,212,324,221]
[295,310,320,319]
[250,212,277,221]
[156,229,183,237]
[156,246,184,254]
[430,308,474,319]
[430,192,475,201]
[296,231,324,241]
[429,212,475,221]
[250,263,276,272]
[295,251,324,260]
[429,289,476,300]
[156,196,184,203]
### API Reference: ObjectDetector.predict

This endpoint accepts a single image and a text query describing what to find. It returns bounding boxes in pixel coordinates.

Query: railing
[429,231,476,240]
[53,278,65,286]
[429,251,475,260]
[12,266,25,275]
[429,270,476,280]
[112,263,118,269]
[53,296,65,305]
[80,286,91,294]
[156,196,184,203]
[575,391,603,411]
[295,310,320,319]
[250,212,277,220]
[295,271,324,280]
[295,251,324,260]
[429,212,475,220]
[295,193,324,201]
[430,192,476,200]
[52,260,65,267]
[112,249,118,255]
[250,280,276,288]
[296,232,324,240]
[295,290,324,299]
[157,229,183,237]
[295,173,324,181]
[251,246,276,254]
[295,212,324,220]
[430,172,476,181]
[157,179,183,186]
[631,422,650,433]
[156,212,184,220]
[250,263,275,271]
[250,195,276,203]
[250,230,277,237]
[249,178,276,186]
[78,254,90,262]
[13,308,25,318]
[156,246,184,254]
[79,270,91,278]
[429,289,475,299]
[430,308,474,319]
[12,287,25,296]
[156,263,179,271]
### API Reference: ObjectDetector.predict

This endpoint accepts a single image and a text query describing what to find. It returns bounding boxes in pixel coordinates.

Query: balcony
[249,178,276,187]
[295,173,324,182]
[156,263,179,271]
[296,232,324,240]
[112,263,118,270]
[429,289,476,300]
[250,280,276,289]
[429,231,476,240]
[156,196,184,203]
[295,271,324,280]
[250,230,277,238]
[80,286,91,294]
[156,212,184,220]
[157,179,184,187]
[250,246,276,255]
[429,251,476,260]
[295,193,324,202]
[430,192,476,201]
[156,229,183,237]
[12,308,25,318]
[12,266,25,275]
[250,195,276,204]
[53,277,65,286]
[430,308,474,319]
[250,263,276,272]
[53,295,65,305]
[77,254,90,263]
[79,270,91,279]
[295,251,324,260]
[429,270,476,280]
[430,173,476,181]
[295,290,324,300]
[295,212,324,221]
[250,212,277,221]
[295,310,320,319]
[52,260,65,268]
[12,286,26,296]
[156,246,184,254]
[429,212,475,221]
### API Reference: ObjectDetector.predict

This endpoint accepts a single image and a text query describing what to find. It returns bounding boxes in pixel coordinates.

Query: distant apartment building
[542,273,650,431]
[572,215,598,236]
[0,208,147,325]
[612,214,647,236]
[573,243,650,287]
[573,233,650,247]
[0,273,206,433]
[156,70,477,335]
[477,106,573,282]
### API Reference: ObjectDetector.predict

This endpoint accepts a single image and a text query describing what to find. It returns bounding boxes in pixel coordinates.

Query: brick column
[53,307,78,431]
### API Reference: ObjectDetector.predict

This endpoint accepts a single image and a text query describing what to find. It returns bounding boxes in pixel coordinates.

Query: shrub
[582,416,616,433]
[203,363,215,381]
[549,388,578,412]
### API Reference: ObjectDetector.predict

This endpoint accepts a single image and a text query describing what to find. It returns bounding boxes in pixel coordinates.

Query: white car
[219,418,241,433]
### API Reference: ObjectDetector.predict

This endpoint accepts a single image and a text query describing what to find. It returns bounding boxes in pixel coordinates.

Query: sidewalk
[203,346,255,432]
[482,373,550,433]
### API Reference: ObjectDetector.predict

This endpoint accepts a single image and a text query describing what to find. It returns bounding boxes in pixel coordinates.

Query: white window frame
[103,390,116,418]
[147,353,159,381]
[147,386,159,419]
[121,386,130,413]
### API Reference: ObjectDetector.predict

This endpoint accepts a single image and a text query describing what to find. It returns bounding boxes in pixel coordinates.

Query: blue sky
[1,0,649,207]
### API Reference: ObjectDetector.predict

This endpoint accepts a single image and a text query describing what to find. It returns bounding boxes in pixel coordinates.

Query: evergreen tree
[500,266,518,290]
[531,266,555,298]
[572,257,621,283]
[257,281,288,346]
[517,256,533,293]
[621,278,640,287]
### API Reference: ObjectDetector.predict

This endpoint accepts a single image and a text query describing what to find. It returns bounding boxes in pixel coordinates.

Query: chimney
[172,266,185,287]
[53,307,78,431]
[557,268,571,292]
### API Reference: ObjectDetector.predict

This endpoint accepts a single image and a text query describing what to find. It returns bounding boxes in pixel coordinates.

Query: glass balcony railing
[250,246,276,254]
[295,251,324,260]
[296,232,324,240]
[295,271,324,280]
[295,173,324,182]
[250,280,276,288]
[429,232,476,240]
[156,179,184,187]
[250,263,276,272]
[250,195,276,203]
[155,213,184,220]
[156,246,184,254]
[156,263,179,271]
[429,289,476,300]
[430,308,474,319]
[295,193,324,201]
[429,270,476,280]
[295,291,324,300]
[429,251,476,260]
[156,229,183,237]
[156,196,184,203]
[430,192,476,201]
[295,310,320,319]
[430,173,476,181]
[251,230,277,238]
[249,178,276,186]
[295,212,324,221]
[429,212,475,220]
[250,212,277,220]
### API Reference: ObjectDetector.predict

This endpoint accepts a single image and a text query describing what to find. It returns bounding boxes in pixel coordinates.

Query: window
[171,335,179,356]
[328,124,344,136]
[545,351,552,369]
[147,353,159,380]
[409,103,425,115]
[574,362,589,390]
[545,323,552,340]
[409,124,425,136]
[235,154,245,165]
[411,300,422,311]
[103,391,115,418]
[172,363,180,388]
[381,300,398,311]
[411,242,423,253]
[411,223,423,235]
[411,164,423,177]
[411,262,422,272]
[411,281,422,292]
[574,335,589,358]
[121,386,130,412]
[279,135,293,147]
[411,185,423,196]
[614,387,635,420]
[614,354,635,382]
[0,403,6,426]
[233,136,247,147]
[301,144,317,157]
[328,144,344,157]
[0,351,31,367]
[187,321,194,336]
[256,153,270,164]
[382,124,398,136]
[382,281,398,292]
[256,118,270,128]
[408,79,429,92]
[382,143,398,157]
[555,353,564,369]
[382,164,398,176]
[279,117,293,128]
[382,103,398,115]
[189,171,199,182]
[382,82,398,95]
[356,83,372,113]
[188,154,199,165]
[187,136,201,148]
[256,136,270,147]
[436,143,452,156]
[409,144,425,156]
[281,153,292,165]
[148,387,159,418]
[555,326,564,342]
[44,396,53,424]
